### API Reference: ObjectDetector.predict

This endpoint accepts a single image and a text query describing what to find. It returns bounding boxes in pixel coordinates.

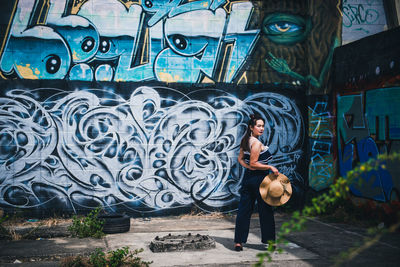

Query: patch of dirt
[3,217,72,228]
[1,216,72,240]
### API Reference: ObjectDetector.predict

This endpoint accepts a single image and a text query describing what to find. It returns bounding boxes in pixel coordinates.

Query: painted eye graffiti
[145,0,153,8]
[171,34,188,50]
[81,36,95,52]
[166,33,208,57]
[99,38,111,54]
[262,13,311,45]
[142,0,171,12]
[268,22,302,33]
[44,54,61,74]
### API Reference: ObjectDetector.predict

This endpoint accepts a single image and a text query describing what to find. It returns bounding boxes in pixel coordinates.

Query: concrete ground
[0,213,399,266]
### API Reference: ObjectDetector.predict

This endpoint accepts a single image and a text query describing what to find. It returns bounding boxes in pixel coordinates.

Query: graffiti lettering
[365,87,400,141]
[308,98,335,191]
[337,94,368,143]
[312,140,331,154]
[341,0,387,43]
[309,141,335,191]
[342,4,379,28]
[0,0,71,79]
[310,154,333,177]
[0,0,259,83]
[309,101,333,138]
[337,88,400,202]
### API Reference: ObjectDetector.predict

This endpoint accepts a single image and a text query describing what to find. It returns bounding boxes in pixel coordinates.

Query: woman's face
[251,119,265,137]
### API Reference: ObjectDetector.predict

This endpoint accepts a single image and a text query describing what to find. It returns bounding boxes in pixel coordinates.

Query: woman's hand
[270,166,279,175]
[247,165,256,170]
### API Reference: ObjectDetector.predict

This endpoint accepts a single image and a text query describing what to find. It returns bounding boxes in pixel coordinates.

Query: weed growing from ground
[68,207,104,238]
[89,248,107,266]
[61,246,152,267]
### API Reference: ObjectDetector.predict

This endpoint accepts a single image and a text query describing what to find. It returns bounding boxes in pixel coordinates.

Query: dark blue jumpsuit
[234,142,275,244]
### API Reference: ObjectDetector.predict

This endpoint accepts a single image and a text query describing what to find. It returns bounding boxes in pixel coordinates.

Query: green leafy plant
[89,248,107,267]
[68,207,104,238]
[256,152,400,266]
[108,247,129,267]
[61,246,152,267]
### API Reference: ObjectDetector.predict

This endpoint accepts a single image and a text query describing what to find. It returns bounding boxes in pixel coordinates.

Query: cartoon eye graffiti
[81,36,96,52]
[171,34,188,50]
[142,0,170,12]
[145,0,153,8]
[262,13,311,45]
[99,38,111,54]
[44,54,61,74]
[166,34,208,57]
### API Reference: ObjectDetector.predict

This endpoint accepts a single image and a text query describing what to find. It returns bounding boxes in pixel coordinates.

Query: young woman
[234,114,279,251]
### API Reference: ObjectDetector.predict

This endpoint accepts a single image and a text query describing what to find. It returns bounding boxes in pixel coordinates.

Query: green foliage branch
[255,152,400,266]
[68,206,105,238]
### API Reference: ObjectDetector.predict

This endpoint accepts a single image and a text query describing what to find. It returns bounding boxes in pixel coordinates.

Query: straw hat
[259,173,292,206]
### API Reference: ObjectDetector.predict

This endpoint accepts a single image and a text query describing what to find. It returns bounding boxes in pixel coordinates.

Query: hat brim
[259,173,292,206]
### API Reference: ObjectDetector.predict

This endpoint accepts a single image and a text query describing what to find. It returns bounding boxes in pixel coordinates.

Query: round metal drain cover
[150,233,216,252]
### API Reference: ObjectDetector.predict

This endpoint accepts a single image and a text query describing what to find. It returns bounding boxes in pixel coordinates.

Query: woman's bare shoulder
[249,136,262,148]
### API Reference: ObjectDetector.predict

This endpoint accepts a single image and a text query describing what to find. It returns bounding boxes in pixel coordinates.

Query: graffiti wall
[1,0,260,83]
[247,0,340,95]
[0,82,307,215]
[342,0,388,44]
[334,27,400,202]
[0,0,342,216]
[308,96,336,191]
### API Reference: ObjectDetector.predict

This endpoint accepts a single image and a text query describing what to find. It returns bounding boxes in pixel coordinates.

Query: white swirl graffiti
[0,86,304,214]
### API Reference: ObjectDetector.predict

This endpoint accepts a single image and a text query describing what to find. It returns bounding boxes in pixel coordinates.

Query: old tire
[98,214,130,234]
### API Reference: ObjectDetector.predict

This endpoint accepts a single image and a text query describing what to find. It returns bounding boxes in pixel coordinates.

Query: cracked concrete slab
[105,229,318,266]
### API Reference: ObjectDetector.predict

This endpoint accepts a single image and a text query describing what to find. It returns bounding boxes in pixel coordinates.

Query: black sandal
[234,244,243,251]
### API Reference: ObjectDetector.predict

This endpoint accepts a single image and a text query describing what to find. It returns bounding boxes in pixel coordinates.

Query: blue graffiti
[308,98,335,191]
[365,87,400,140]
[47,0,100,63]
[142,0,227,26]
[339,137,392,201]
[312,140,331,154]
[154,8,225,83]
[0,0,71,79]
[337,90,400,202]
[0,0,259,83]
[0,87,305,214]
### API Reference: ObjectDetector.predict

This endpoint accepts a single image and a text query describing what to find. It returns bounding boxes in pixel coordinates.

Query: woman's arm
[249,142,279,175]
[238,148,254,170]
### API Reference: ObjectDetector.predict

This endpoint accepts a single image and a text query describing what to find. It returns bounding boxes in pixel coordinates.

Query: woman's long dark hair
[240,114,265,152]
